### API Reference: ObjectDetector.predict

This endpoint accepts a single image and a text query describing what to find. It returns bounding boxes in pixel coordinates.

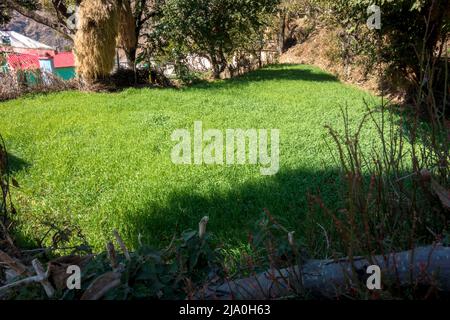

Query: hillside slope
[280,28,382,95]
[5,12,72,50]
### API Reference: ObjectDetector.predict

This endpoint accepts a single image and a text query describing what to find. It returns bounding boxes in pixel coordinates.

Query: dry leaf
[0,250,29,276]
[80,271,121,300]
[48,255,93,290]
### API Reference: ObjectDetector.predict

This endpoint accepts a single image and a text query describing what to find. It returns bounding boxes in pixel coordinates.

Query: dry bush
[0,70,81,102]
[306,30,449,276]
[0,72,20,101]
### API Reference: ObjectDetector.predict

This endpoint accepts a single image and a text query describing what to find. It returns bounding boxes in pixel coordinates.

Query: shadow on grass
[6,153,29,174]
[237,65,339,83]
[190,64,340,91]
[120,167,348,249]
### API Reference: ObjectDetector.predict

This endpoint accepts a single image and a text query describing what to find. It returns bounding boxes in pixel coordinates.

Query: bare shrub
[301,19,449,299]
[0,69,81,102]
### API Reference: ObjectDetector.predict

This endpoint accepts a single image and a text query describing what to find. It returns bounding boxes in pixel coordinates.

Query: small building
[0,30,76,81]
[5,53,41,84]
[6,53,40,70]
[0,30,56,57]
[53,52,76,80]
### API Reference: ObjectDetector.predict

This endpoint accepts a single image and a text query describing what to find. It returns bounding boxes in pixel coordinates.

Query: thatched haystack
[74,0,120,82]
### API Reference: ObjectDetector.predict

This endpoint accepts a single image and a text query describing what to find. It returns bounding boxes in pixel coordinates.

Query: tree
[157,0,279,79]
[317,0,450,86]
[275,0,318,54]
[3,0,161,81]
[4,0,159,65]
[116,0,162,68]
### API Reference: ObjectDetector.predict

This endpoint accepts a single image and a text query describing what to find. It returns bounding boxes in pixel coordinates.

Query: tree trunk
[278,11,286,54]
[198,245,450,300]
[210,55,221,79]
[117,0,137,69]
[425,0,450,55]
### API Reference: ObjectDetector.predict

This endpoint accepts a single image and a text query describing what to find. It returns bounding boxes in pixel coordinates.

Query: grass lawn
[0,64,380,251]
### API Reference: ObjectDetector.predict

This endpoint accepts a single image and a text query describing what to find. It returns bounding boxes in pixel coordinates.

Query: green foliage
[70,229,220,300]
[318,0,449,79]
[149,0,280,78]
[3,210,307,300]
[1,225,221,300]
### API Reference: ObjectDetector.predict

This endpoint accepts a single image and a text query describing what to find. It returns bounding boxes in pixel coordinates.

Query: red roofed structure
[6,53,40,70]
[1,31,76,80]
[53,52,75,68]
[53,51,76,80]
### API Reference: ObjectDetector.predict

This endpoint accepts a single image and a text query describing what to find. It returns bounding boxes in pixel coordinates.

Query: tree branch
[51,0,71,19]
[6,0,74,41]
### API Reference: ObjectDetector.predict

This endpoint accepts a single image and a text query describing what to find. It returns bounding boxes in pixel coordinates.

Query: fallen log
[199,245,450,300]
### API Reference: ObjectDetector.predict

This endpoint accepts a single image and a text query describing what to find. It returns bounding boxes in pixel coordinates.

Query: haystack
[74,0,119,82]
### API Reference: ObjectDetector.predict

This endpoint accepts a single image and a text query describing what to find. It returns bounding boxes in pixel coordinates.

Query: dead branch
[0,272,47,294]
[31,259,55,298]
[0,258,54,298]
[106,241,118,270]
[199,216,209,239]
[113,230,130,261]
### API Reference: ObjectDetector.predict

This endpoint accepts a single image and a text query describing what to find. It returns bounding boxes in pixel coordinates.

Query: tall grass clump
[0,69,80,102]
[74,0,120,82]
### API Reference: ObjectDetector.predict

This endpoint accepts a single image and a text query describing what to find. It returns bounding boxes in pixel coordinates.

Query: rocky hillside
[5,12,72,50]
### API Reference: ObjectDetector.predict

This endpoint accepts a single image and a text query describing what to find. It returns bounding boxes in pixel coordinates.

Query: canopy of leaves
[317,0,449,76]
[151,0,280,77]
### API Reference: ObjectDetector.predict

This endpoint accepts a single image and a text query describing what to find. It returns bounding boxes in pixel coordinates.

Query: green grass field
[0,64,380,251]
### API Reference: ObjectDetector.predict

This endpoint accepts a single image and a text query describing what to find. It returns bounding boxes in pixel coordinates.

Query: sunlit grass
[0,64,380,251]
